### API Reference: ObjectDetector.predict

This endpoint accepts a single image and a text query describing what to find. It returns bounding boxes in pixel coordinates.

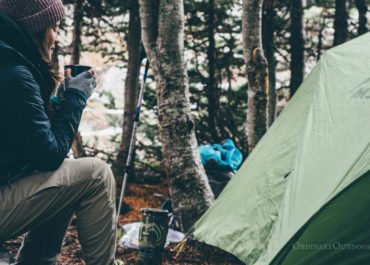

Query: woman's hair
[32,24,61,116]
[32,24,61,84]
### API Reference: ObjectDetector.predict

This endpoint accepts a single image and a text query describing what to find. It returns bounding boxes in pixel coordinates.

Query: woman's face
[46,26,56,57]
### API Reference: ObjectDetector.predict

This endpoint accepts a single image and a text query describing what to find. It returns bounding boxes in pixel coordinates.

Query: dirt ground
[3,181,244,265]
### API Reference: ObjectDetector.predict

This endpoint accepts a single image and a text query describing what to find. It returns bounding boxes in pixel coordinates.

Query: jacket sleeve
[11,65,87,172]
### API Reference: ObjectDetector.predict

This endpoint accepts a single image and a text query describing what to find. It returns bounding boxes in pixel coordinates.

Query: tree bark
[243,0,269,153]
[289,0,305,97]
[139,0,214,231]
[317,16,326,62]
[114,0,141,177]
[71,0,84,64]
[263,0,277,127]
[356,0,368,36]
[334,0,348,46]
[207,0,221,141]
[70,0,86,158]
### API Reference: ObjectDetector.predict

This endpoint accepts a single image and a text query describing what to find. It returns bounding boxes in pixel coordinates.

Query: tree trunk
[356,0,368,36]
[243,0,269,153]
[70,0,86,158]
[334,0,348,46]
[289,0,305,97]
[71,132,85,158]
[207,0,221,141]
[317,16,326,61]
[113,0,141,178]
[263,0,277,127]
[139,0,214,231]
[71,0,84,64]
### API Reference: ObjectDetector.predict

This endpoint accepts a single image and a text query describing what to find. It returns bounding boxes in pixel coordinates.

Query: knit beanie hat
[0,0,65,34]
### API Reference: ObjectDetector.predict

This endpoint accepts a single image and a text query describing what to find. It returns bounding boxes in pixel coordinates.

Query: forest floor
[3,180,244,265]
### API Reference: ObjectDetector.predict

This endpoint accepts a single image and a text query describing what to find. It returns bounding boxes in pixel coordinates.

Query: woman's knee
[91,158,114,179]
[63,157,115,190]
[89,158,116,193]
[71,158,116,206]
[57,158,116,198]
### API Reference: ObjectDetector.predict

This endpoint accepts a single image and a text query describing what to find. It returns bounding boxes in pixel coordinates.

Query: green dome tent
[193,33,370,265]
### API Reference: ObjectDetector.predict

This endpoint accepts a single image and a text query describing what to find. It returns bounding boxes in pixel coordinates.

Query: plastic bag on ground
[118,222,185,250]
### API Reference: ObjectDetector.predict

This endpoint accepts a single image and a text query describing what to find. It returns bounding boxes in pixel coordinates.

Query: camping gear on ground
[198,138,242,172]
[160,199,177,228]
[118,222,184,250]
[160,199,173,213]
[192,33,370,265]
[199,139,242,197]
[138,208,170,265]
[205,169,233,198]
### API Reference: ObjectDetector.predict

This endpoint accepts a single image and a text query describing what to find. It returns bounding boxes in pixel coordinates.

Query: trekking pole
[116,58,150,225]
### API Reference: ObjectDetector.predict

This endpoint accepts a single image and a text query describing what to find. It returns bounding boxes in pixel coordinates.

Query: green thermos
[138,208,170,265]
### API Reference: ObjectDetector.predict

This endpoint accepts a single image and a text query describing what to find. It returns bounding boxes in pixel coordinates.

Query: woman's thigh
[0,157,112,241]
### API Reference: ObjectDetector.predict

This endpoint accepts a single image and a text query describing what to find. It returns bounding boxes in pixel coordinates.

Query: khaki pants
[0,157,116,265]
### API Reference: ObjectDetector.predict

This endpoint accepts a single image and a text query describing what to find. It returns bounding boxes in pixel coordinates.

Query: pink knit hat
[0,0,65,34]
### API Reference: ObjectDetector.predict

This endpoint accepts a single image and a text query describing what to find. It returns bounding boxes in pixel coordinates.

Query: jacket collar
[0,40,43,80]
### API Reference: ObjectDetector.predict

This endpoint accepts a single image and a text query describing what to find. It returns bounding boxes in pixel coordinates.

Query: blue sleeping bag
[198,138,243,172]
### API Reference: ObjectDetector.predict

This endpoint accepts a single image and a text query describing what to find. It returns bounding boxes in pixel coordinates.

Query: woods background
[53,0,369,230]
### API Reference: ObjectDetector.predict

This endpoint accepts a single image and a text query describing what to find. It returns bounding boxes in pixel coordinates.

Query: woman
[0,0,116,264]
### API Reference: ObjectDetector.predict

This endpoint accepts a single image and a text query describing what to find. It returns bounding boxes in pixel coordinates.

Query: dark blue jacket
[0,13,87,184]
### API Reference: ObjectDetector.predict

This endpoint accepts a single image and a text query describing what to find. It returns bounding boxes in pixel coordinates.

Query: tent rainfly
[193,33,370,265]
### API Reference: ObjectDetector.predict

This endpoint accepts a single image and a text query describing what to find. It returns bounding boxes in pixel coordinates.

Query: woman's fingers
[65,68,72,77]
[81,69,96,79]
[89,68,96,75]
[89,69,97,88]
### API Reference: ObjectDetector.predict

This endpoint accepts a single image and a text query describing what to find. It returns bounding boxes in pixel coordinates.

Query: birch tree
[139,0,214,231]
[243,0,269,153]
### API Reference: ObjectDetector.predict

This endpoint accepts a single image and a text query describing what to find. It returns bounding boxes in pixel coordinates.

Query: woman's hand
[64,68,97,98]
[53,68,97,104]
